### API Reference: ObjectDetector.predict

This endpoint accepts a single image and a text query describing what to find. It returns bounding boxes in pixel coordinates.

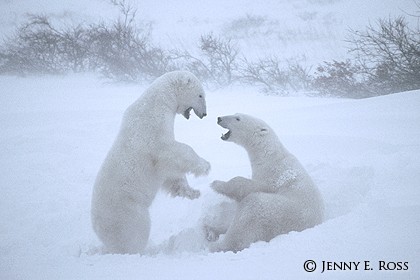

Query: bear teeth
[183,107,193,119]
[221,130,231,140]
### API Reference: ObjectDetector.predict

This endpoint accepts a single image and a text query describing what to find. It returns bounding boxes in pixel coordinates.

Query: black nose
[203,113,207,117]
[217,117,221,124]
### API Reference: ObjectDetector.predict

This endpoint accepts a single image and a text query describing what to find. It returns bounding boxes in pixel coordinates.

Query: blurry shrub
[222,14,270,39]
[0,15,91,75]
[0,5,418,98]
[87,0,171,82]
[171,33,240,88]
[347,16,420,95]
[312,16,419,97]
[87,20,169,82]
[0,1,170,81]
[239,56,312,95]
[198,33,240,87]
[312,60,368,98]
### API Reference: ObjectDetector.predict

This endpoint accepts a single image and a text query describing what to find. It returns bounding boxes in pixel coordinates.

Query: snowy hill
[0,75,419,279]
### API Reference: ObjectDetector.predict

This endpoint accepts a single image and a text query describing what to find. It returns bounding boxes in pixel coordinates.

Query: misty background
[1,0,419,97]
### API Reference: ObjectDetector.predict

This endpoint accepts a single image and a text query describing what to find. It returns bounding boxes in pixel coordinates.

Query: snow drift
[0,75,419,279]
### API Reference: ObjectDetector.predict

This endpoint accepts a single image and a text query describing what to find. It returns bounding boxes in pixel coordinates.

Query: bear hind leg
[96,208,151,254]
[209,194,277,253]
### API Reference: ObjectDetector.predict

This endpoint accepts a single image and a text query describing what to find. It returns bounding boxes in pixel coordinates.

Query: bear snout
[217,117,222,124]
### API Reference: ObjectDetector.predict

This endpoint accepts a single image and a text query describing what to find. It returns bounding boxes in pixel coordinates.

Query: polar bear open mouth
[221,130,231,140]
[183,107,193,119]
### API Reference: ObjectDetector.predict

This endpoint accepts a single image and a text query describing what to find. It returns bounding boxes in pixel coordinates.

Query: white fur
[91,71,210,254]
[208,113,324,252]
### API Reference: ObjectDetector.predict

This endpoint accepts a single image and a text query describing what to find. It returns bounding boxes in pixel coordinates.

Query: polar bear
[91,71,211,254]
[207,113,324,252]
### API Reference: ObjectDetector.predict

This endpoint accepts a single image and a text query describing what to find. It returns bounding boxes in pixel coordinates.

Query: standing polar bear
[91,71,210,254]
[208,113,324,252]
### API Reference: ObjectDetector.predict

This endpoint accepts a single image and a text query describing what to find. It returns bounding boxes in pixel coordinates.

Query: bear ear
[258,127,269,136]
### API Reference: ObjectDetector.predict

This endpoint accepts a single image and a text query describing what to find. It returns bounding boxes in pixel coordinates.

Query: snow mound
[0,76,419,279]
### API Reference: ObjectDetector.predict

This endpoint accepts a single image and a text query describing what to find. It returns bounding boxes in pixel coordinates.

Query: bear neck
[151,90,178,137]
[150,87,178,113]
[243,136,287,178]
[129,88,178,139]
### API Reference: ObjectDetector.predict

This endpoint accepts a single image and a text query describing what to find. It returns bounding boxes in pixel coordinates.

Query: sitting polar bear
[207,113,324,253]
[91,71,211,254]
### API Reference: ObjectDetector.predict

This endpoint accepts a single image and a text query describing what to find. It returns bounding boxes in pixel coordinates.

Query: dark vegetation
[1,0,419,98]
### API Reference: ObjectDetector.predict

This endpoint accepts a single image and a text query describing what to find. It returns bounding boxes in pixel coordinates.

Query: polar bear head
[217,113,272,147]
[165,71,207,119]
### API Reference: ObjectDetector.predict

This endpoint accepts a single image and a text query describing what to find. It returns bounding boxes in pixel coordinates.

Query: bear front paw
[210,180,225,193]
[184,188,201,200]
[192,159,211,177]
[204,225,220,242]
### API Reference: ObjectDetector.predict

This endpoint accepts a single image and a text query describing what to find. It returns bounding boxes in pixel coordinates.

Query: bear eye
[236,117,240,121]
[199,94,203,98]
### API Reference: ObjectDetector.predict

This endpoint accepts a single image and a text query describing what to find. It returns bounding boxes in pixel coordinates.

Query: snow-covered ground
[0,75,419,279]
